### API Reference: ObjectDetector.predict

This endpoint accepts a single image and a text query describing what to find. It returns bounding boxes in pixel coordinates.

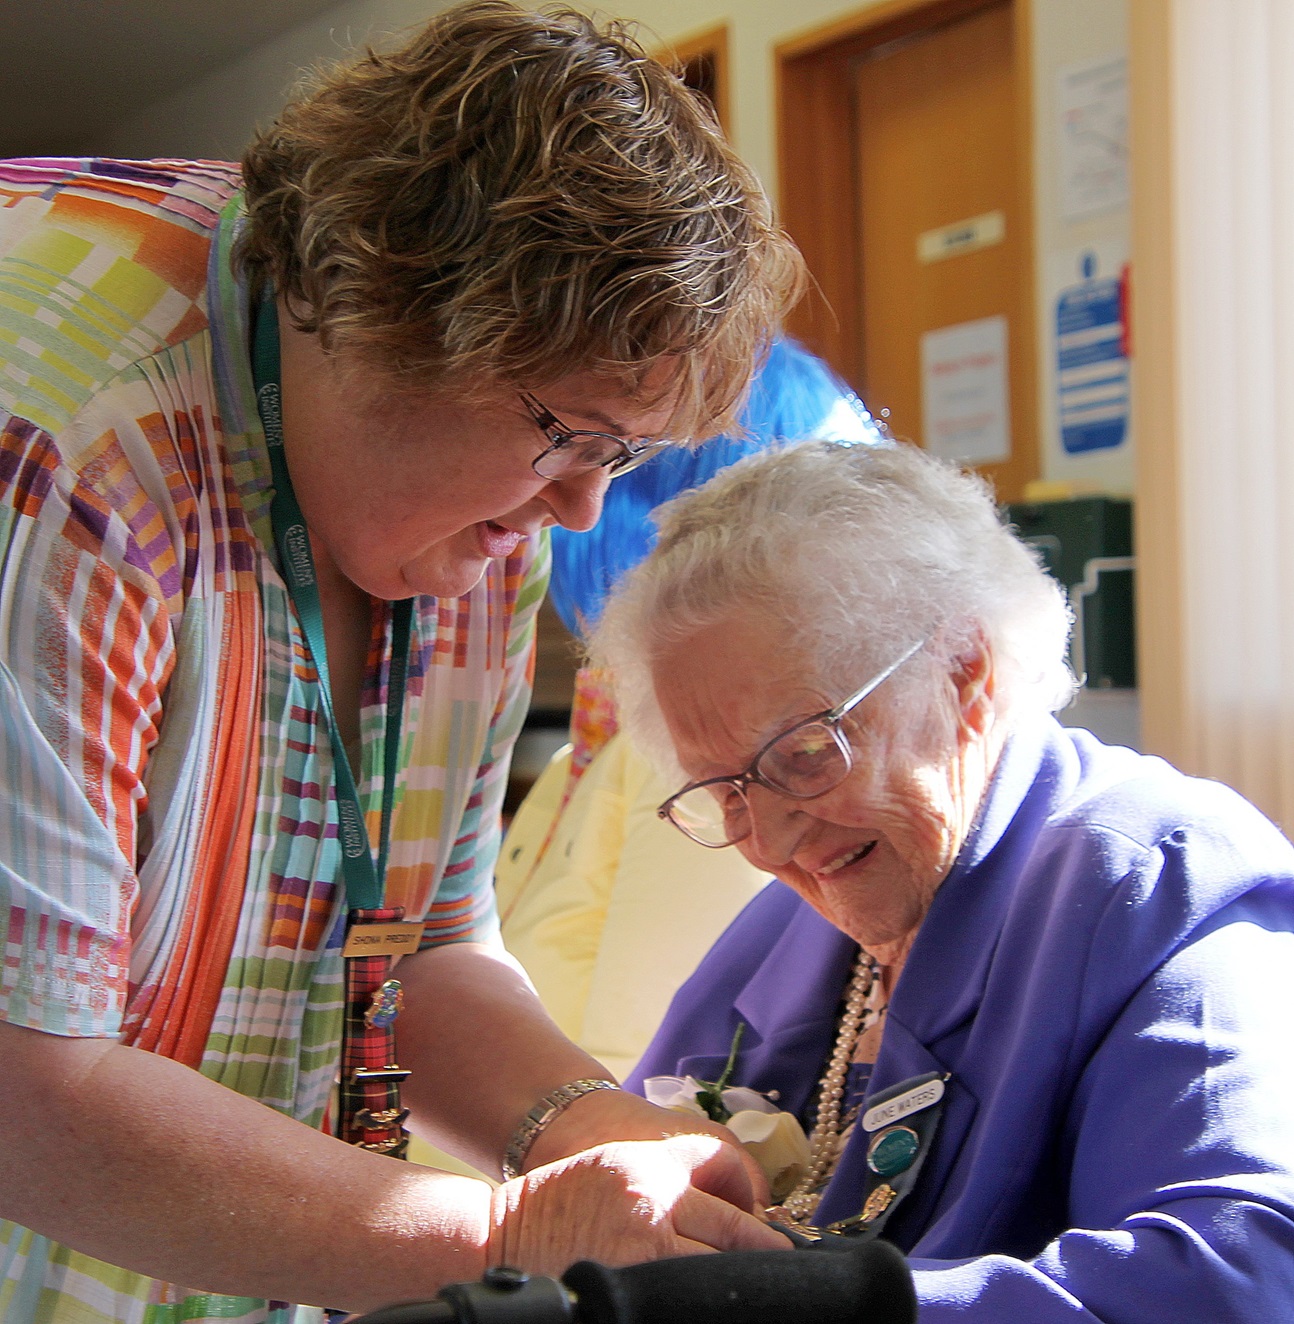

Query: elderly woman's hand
[488,1134,790,1274]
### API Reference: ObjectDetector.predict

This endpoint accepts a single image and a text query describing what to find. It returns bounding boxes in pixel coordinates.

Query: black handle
[351,1239,917,1324]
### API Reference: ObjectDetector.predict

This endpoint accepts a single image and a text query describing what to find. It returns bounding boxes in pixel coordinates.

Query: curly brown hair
[238,1,804,436]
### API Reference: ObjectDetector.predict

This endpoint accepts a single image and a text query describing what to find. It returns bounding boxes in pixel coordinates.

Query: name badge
[821,1071,951,1241]
[342,921,423,960]
[862,1075,946,1133]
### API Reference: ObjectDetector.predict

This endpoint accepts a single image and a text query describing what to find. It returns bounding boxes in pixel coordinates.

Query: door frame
[775,0,1037,442]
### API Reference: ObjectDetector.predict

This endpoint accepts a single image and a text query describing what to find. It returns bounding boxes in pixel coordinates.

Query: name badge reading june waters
[342,921,423,960]
[862,1076,946,1133]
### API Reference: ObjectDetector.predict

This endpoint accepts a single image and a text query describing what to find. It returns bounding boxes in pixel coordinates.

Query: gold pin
[861,1183,897,1223]
[359,1134,410,1158]
[355,1106,410,1131]
[351,1065,412,1084]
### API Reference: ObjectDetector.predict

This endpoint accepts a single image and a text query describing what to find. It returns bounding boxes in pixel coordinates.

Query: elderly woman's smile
[653,613,989,967]
[815,840,879,875]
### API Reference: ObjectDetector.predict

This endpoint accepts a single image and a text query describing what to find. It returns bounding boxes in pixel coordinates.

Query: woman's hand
[488,1134,790,1275]
[522,1082,773,1210]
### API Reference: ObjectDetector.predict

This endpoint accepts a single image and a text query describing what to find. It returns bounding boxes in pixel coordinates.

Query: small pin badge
[861,1182,898,1223]
[356,1106,410,1131]
[365,978,404,1029]
[866,1125,921,1178]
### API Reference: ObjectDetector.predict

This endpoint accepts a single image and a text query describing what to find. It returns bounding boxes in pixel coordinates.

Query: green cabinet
[1004,497,1136,690]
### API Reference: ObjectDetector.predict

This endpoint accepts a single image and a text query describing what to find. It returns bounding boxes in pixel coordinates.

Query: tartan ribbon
[338,906,411,1158]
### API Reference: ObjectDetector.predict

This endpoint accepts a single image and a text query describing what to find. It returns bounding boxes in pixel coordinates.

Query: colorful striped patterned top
[0,159,546,1323]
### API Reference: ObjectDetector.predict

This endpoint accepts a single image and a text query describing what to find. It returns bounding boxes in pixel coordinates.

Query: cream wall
[1031,0,1131,494]
[106,0,1129,491]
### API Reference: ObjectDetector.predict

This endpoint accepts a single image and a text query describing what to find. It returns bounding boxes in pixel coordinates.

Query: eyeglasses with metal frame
[521,391,671,481]
[657,636,930,849]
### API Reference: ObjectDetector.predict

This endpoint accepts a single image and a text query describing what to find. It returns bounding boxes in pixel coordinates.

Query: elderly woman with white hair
[594,440,1294,1321]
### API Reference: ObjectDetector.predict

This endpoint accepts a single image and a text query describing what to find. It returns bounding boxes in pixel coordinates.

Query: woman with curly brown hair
[0,4,802,1320]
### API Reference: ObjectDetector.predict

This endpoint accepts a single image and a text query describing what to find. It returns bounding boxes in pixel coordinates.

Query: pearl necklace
[776,948,884,1225]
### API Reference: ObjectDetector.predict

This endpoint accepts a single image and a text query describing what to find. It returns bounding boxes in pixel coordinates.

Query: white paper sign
[920,315,1010,464]
[1058,54,1129,221]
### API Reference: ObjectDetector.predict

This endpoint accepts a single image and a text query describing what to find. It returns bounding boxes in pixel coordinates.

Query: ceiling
[0,0,346,158]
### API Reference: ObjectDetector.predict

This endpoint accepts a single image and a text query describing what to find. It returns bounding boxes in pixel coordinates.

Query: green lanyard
[251,289,412,912]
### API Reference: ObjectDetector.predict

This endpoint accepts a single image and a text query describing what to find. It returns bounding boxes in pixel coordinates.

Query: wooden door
[778,0,1037,502]
[665,24,731,134]
[854,2,1033,500]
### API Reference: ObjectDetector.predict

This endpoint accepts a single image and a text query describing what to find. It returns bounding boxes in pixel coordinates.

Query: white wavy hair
[591,440,1077,774]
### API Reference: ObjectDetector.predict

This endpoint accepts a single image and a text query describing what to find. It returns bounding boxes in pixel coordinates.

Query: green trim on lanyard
[251,289,412,911]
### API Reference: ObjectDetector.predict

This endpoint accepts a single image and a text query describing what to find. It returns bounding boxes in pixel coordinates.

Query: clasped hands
[486,1088,790,1275]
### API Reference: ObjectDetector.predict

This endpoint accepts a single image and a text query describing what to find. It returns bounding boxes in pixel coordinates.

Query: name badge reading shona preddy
[342,921,423,960]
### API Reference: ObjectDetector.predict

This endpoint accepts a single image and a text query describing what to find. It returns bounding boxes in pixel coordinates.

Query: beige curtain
[1131,0,1294,835]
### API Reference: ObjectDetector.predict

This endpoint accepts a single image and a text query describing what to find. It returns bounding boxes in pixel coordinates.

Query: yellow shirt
[496,731,772,1082]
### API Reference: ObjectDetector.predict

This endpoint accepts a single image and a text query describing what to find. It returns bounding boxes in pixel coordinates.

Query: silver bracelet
[501,1077,621,1181]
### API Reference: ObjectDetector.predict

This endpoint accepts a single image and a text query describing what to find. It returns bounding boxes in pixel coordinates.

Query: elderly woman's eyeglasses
[657,637,929,849]
[521,392,670,481]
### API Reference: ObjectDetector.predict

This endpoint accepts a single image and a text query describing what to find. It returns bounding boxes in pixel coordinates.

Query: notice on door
[920,316,1010,465]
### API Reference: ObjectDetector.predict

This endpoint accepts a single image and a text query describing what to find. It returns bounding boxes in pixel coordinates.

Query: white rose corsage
[643,1023,811,1201]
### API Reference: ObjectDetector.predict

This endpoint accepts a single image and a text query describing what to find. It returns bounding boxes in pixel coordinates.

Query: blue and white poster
[1054,250,1129,454]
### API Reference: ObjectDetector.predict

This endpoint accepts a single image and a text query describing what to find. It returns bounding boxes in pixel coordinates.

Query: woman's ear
[951,632,996,739]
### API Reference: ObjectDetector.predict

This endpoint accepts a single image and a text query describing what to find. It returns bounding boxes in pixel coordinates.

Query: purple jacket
[628,719,1294,1321]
